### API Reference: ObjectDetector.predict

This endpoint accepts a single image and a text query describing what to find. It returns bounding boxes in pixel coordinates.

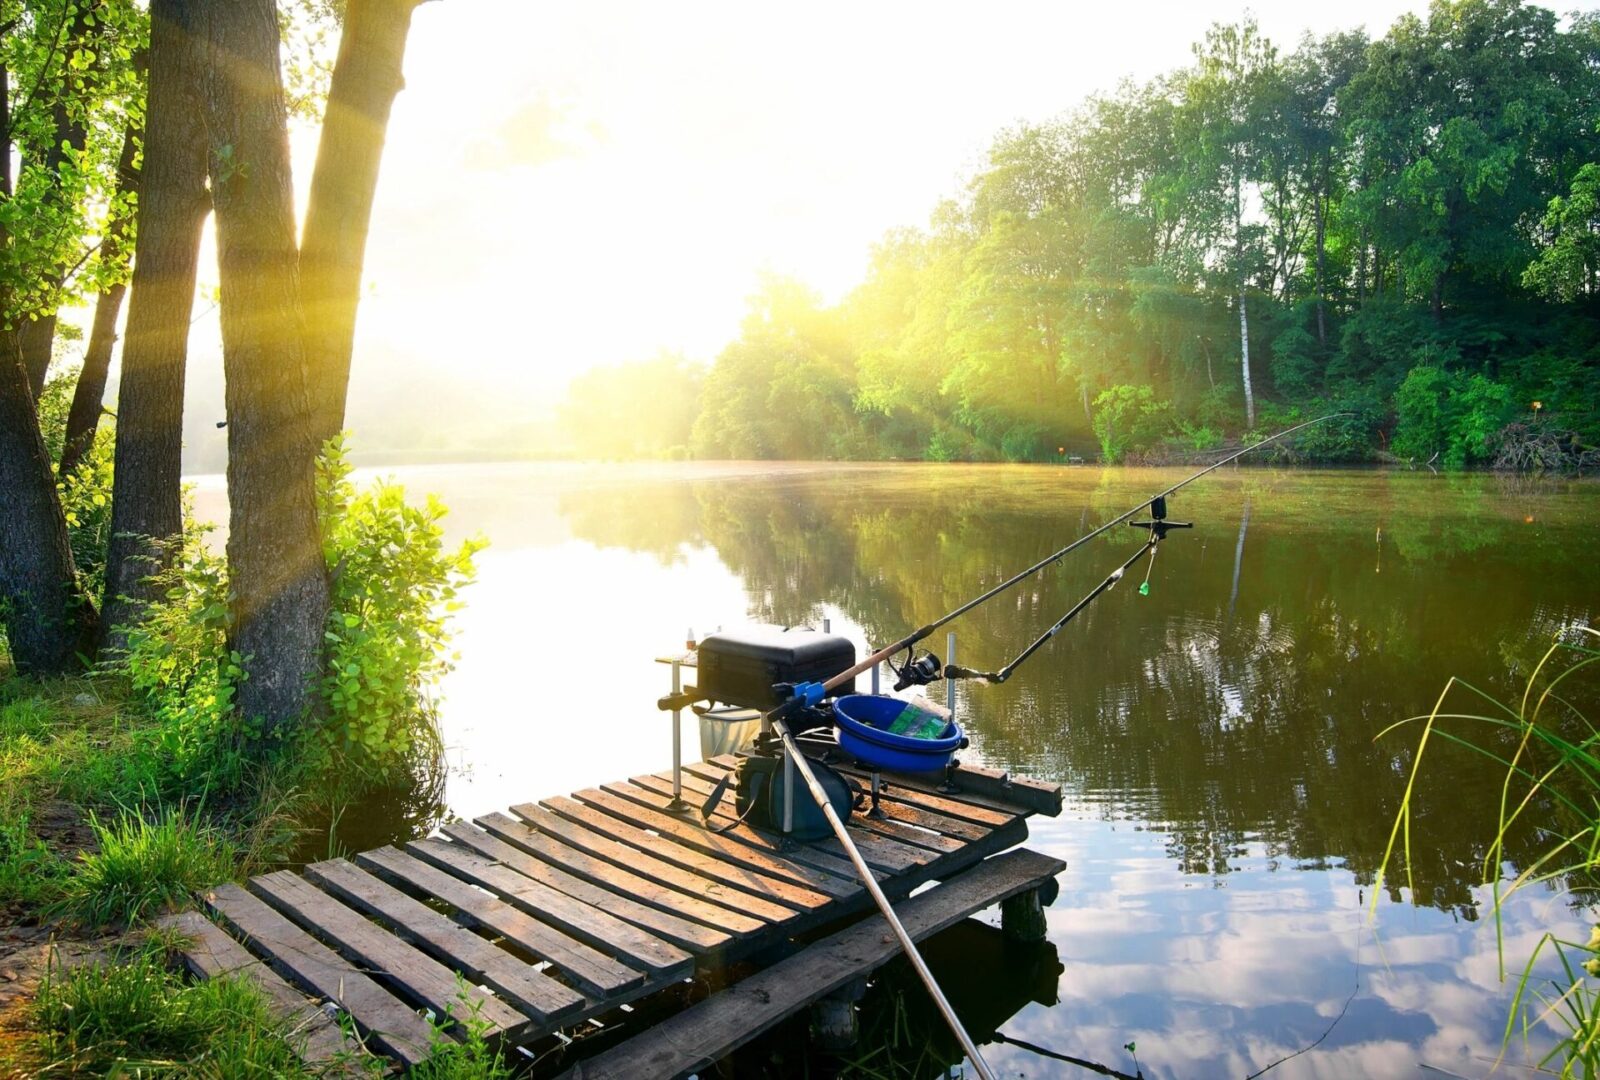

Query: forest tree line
[562,0,1600,469]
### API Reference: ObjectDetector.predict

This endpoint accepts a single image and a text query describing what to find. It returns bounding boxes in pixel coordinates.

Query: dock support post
[783,744,795,837]
[810,978,865,1052]
[871,661,880,694]
[1001,884,1053,942]
[669,660,687,811]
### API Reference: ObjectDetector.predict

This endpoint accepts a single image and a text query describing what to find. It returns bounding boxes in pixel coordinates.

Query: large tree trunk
[0,55,99,673]
[60,124,143,477]
[0,352,100,673]
[195,0,329,733]
[100,0,209,649]
[302,0,422,447]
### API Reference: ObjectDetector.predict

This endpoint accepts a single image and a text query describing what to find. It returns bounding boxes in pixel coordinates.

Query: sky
[157,0,1438,465]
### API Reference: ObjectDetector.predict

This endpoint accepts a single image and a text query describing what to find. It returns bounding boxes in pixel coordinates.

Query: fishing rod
[752,413,1342,1079]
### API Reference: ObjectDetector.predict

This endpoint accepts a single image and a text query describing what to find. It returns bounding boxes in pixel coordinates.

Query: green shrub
[316,436,484,780]
[54,809,237,929]
[1092,385,1175,463]
[1392,365,1520,469]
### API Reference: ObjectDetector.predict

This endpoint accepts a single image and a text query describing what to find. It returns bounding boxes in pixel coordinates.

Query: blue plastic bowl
[832,694,963,773]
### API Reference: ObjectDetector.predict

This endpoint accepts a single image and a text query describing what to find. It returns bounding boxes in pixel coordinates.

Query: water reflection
[192,462,1600,1077]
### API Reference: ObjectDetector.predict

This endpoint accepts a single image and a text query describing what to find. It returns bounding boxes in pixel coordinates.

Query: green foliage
[53,809,237,929]
[1376,629,1600,1076]
[1393,366,1520,468]
[0,813,69,910]
[32,367,118,598]
[316,437,483,779]
[628,4,1600,468]
[1092,385,1174,462]
[31,940,357,1077]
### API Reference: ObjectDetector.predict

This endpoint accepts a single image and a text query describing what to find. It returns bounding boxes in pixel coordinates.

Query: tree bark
[0,351,99,673]
[100,0,209,649]
[302,0,422,447]
[1314,191,1327,348]
[60,124,143,476]
[1235,172,1254,429]
[194,0,329,733]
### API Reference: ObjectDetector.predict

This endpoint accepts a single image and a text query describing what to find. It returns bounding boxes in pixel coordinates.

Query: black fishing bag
[696,625,856,709]
[703,750,859,841]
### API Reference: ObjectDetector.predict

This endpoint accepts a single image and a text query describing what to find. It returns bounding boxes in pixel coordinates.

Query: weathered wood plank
[356,846,642,999]
[440,822,733,956]
[706,753,1018,827]
[160,911,363,1069]
[679,759,990,841]
[249,870,532,1041]
[563,848,1067,1080]
[574,783,870,890]
[473,811,779,933]
[623,773,931,875]
[205,883,437,1068]
[302,858,585,1024]
[655,767,964,855]
[406,837,693,980]
[503,802,807,921]
[533,796,845,910]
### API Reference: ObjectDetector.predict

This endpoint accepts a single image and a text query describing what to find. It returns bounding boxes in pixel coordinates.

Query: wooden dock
[164,751,1065,1076]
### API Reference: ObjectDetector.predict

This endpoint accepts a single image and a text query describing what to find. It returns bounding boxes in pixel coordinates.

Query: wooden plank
[473,811,781,933]
[564,848,1067,1080]
[651,767,964,856]
[534,796,844,910]
[679,759,990,841]
[573,784,870,891]
[440,822,733,956]
[205,882,437,1069]
[406,837,693,980]
[160,911,363,1070]
[706,753,1017,828]
[623,774,931,875]
[249,870,532,1041]
[356,846,642,999]
[502,803,806,921]
[302,858,585,1024]
[598,779,903,880]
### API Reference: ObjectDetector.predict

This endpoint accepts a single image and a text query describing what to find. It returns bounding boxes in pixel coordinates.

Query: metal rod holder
[667,659,688,812]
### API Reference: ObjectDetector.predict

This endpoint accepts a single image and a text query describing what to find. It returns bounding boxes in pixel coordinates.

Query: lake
[194,461,1600,1077]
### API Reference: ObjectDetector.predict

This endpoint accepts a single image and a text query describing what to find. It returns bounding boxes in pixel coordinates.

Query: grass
[31,938,362,1078]
[51,810,238,930]
[1376,625,1600,1076]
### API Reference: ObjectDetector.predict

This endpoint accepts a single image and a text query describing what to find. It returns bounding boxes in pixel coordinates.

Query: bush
[1392,366,1519,468]
[316,437,484,780]
[1092,385,1175,463]
[53,809,237,929]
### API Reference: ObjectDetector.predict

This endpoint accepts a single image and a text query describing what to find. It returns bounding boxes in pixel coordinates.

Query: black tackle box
[695,625,856,709]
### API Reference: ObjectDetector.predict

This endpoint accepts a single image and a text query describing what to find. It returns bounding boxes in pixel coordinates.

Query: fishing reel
[891,649,943,691]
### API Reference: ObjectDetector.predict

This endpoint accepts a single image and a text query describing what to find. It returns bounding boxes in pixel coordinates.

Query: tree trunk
[1239,290,1254,429]
[0,351,99,673]
[1235,171,1254,429]
[301,0,423,447]
[195,0,328,733]
[1314,192,1327,349]
[0,55,99,673]
[60,125,143,476]
[100,0,209,649]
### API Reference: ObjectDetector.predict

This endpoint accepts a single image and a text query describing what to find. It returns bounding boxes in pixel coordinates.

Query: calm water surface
[196,462,1600,1078]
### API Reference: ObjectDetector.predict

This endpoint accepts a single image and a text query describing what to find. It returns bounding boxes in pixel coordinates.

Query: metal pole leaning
[769,715,997,1080]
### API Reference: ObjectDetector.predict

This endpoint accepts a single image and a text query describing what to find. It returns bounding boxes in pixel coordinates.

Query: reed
[1376,626,1600,1075]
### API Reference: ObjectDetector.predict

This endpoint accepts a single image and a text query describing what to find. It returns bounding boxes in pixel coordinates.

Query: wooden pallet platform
[168,751,1060,1074]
